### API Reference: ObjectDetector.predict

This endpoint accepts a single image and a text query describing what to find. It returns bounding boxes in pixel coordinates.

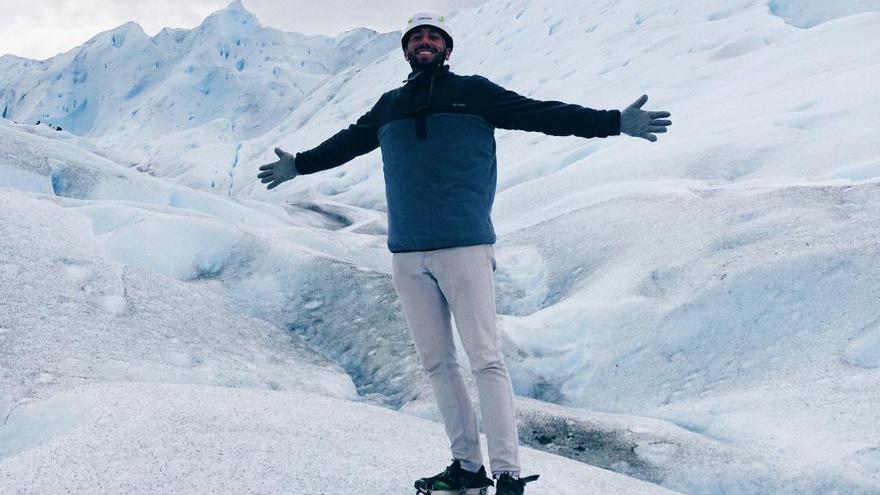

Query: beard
[407,49,446,71]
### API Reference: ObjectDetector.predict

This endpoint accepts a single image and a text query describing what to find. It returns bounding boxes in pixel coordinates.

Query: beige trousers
[391,244,521,477]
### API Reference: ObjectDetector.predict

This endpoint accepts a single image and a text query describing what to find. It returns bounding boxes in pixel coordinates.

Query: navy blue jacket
[294,66,621,253]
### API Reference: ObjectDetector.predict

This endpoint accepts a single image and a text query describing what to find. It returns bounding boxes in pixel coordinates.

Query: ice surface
[0,188,357,408]
[768,0,880,28]
[845,319,880,368]
[2,0,879,493]
[0,383,684,494]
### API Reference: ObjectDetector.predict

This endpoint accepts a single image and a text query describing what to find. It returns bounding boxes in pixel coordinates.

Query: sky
[0,0,488,60]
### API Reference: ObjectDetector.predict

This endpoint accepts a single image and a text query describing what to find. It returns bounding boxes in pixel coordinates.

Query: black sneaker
[414,459,495,494]
[493,472,539,495]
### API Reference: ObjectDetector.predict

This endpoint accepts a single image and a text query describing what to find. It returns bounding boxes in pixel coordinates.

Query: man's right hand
[258,147,299,190]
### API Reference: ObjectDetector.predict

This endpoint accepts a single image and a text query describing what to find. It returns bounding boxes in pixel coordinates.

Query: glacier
[1,0,879,493]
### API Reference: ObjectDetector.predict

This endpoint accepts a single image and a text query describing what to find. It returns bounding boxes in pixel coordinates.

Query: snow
[2,0,880,493]
[0,383,682,495]
[0,187,356,405]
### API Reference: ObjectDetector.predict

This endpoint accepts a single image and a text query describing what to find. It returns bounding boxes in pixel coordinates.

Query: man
[258,11,671,495]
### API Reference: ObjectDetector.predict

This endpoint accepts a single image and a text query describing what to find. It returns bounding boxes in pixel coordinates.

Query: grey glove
[620,95,671,142]
[258,147,299,190]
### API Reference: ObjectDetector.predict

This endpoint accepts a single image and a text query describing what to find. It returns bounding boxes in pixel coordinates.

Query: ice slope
[0,116,410,404]
[227,0,880,491]
[1,111,716,495]
[0,94,836,495]
[0,383,683,495]
[0,153,359,415]
[2,0,880,493]
[0,135,870,495]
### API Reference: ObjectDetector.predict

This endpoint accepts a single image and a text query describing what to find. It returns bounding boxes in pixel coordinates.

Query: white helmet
[401,11,453,51]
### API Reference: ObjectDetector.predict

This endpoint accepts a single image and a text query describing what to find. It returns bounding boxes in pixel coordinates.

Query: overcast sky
[0,0,488,60]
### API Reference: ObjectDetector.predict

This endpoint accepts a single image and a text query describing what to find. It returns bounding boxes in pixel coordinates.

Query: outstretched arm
[257,97,384,190]
[292,99,383,175]
[474,76,621,138]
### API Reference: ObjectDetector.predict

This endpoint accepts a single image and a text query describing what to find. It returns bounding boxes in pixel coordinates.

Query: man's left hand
[620,95,671,142]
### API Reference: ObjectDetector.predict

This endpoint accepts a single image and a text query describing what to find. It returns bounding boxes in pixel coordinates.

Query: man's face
[404,26,450,67]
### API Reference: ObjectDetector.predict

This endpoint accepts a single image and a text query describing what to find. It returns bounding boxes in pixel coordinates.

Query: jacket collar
[403,64,451,87]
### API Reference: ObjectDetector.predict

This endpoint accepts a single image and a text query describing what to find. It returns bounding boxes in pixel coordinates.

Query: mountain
[0,1,397,139]
[1,0,879,493]
[0,1,396,195]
